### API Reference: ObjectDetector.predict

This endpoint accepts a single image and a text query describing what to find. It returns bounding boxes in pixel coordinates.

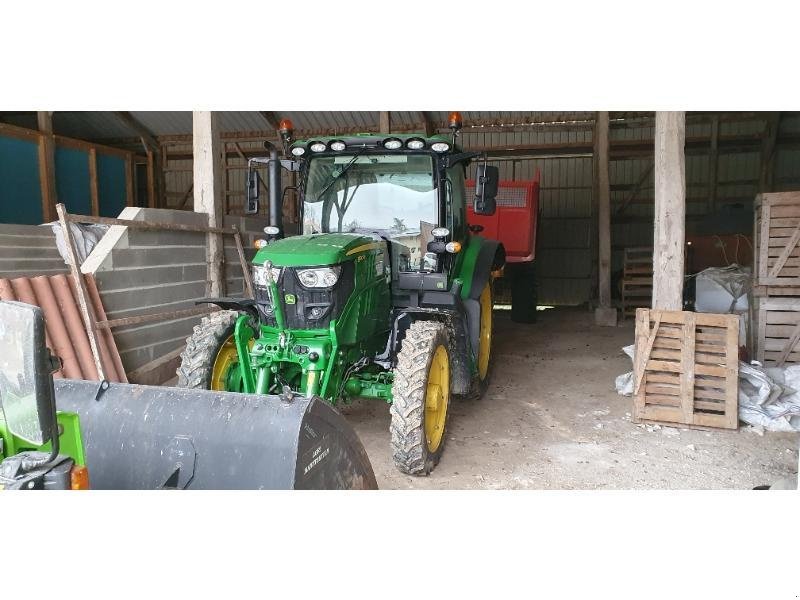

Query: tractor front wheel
[390,320,452,475]
[177,310,243,391]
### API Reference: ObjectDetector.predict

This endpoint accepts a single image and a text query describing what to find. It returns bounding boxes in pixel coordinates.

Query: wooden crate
[621,247,653,320]
[633,308,739,430]
[754,296,800,366]
[754,191,800,287]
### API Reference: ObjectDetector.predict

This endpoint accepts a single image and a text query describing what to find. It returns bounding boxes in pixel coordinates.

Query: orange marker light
[279,118,294,144]
[445,241,462,254]
[70,465,90,490]
[278,118,294,134]
[448,111,463,130]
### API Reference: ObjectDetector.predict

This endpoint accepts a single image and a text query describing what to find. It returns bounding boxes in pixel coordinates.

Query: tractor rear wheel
[177,310,242,391]
[472,281,494,398]
[390,320,451,475]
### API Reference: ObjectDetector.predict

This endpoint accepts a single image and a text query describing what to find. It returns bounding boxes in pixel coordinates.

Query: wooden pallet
[754,296,800,366]
[754,191,800,287]
[752,285,800,297]
[621,247,653,319]
[633,308,739,430]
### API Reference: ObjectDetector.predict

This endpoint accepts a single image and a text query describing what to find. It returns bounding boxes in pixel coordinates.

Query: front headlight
[252,264,281,287]
[297,266,341,288]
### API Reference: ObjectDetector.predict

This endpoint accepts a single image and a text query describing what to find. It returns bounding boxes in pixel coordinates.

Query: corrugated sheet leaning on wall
[0,273,126,383]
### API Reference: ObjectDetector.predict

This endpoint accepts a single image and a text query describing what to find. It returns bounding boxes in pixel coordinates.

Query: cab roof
[290,132,461,154]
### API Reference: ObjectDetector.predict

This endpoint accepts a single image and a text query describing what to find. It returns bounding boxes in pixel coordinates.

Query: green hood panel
[254,233,375,267]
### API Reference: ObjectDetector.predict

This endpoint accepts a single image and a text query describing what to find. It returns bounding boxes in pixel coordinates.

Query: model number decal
[303,445,330,475]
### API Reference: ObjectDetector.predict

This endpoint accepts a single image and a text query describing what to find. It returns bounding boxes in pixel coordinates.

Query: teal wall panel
[55,146,91,216]
[0,135,43,224]
[96,153,127,217]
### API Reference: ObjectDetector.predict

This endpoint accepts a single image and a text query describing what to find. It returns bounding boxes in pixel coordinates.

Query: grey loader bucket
[54,379,378,490]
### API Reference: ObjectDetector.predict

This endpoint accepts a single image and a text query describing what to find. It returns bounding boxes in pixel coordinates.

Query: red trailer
[467,170,541,322]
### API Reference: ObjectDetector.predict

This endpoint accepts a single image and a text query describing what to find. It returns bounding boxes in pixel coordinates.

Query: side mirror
[0,301,58,446]
[245,169,259,215]
[473,164,499,216]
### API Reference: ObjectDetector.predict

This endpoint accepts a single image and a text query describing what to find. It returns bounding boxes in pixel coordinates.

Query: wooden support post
[759,112,781,192]
[56,203,106,380]
[652,112,686,311]
[124,155,134,207]
[222,141,230,213]
[37,111,57,223]
[146,149,156,208]
[707,116,719,214]
[379,111,391,134]
[193,111,226,298]
[233,225,255,299]
[88,148,99,216]
[594,112,616,326]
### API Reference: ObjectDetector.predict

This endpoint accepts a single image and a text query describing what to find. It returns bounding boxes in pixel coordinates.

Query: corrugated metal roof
[42,111,611,140]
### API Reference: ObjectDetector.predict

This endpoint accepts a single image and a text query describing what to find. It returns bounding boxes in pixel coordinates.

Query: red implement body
[466,170,541,323]
[466,170,541,263]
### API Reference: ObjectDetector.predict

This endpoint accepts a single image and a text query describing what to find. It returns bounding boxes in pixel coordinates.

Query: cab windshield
[303,153,437,270]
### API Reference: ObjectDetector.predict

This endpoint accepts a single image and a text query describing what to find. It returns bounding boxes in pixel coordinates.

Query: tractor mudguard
[386,306,473,396]
[53,379,378,490]
[467,239,505,300]
[197,297,260,321]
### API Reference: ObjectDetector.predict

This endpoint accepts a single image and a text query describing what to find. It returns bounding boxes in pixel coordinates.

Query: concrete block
[95,264,207,291]
[105,297,201,321]
[594,306,618,327]
[101,280,207,313]
[0,223,56,238]
[127,229,206,248]
[113,315,200,353]
[111,246,205,268]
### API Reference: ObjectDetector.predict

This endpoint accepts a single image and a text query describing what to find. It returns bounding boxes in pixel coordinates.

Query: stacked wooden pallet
[633,308,739,430]
[753,192,800,366]
[621,247,653,320]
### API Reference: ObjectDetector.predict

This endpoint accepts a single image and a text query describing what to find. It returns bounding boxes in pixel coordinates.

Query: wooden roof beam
[419,112,435,136]
[259,111,281,131]
[113,111,160,152]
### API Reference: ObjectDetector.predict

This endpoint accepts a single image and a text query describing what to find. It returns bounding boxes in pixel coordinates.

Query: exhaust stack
[267,143,282,233]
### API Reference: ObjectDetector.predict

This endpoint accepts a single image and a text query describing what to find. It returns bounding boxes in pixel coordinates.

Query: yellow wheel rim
[211,335,239,391]
[477,283,493,380]
[425,344,449,453]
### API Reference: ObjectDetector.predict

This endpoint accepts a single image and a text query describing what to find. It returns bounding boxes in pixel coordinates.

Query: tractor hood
[254,233,376,267]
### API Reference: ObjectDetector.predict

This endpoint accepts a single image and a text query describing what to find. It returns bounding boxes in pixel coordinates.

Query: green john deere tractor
[178,117,505,475]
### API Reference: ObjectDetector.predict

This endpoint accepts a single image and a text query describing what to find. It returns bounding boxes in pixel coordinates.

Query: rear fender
[453,236,505,375]
[459,237,505,301]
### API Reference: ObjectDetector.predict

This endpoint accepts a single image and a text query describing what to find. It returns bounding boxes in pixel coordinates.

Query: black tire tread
[390,320,449,475]
[176,310,239,390]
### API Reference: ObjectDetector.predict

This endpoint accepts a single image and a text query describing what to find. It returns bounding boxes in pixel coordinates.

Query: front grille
[255,261,355,329]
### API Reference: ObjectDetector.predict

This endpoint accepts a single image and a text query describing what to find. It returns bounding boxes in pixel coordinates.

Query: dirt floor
[341,307,800,489]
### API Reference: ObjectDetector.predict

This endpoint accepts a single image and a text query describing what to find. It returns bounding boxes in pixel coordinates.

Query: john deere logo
[436,281,445,289]
[285,293,296,305]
